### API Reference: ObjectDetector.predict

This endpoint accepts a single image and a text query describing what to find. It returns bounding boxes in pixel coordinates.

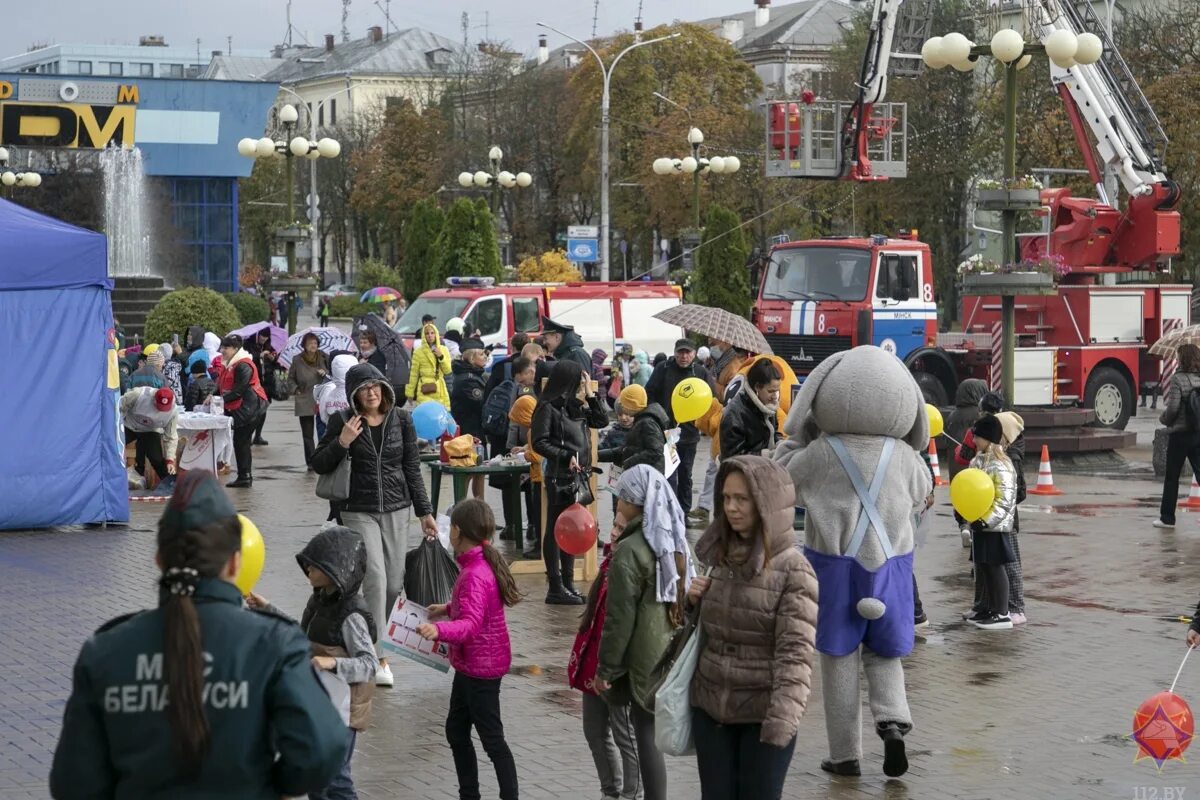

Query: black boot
[546,578,583,605]
[562,578,583,599]
[877,722,909,778]
[253,437,269,446]
[227,476,253,488]
[820,759,861,777]
[522,529,541,560]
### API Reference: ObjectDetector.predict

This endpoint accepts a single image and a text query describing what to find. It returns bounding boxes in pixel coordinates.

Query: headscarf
[202,332,220,363]
[631,351,650,387]
[616,465,695,603]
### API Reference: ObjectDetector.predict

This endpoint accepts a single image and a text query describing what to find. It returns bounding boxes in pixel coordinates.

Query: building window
[107,62,124,76]
[164,63,184,78]
[70,60,92,74]
[329,98,337,126]
[171,178,238,293]
[136,62,154,77]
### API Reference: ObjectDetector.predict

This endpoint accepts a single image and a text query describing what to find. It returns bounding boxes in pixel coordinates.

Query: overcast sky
[3,0,771,60]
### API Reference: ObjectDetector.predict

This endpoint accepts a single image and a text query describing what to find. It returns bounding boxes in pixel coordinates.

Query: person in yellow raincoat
[406,322,452,408]
[689,353,799,526]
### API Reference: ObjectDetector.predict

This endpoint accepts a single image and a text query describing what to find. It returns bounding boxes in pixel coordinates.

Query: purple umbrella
[229,321,288,353]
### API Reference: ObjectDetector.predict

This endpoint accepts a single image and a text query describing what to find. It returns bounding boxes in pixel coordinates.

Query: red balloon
[554,503,598,556]
[1132,691,1194,767]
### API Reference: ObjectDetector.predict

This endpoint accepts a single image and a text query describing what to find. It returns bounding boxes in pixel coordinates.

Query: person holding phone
[311,363,439,687]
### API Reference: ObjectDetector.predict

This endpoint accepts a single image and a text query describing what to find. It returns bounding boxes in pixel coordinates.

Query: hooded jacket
[970,448,1018,533]
[405,323,452,408]
[120,387,180,458]
[450,359,487,437]
[774,346,932,568]
[691,456,818,747]
[629,351,650,387]
[719,385,779,459]
[1161,371,1200,433]
[532,394,610,489]
[311,364,433,517]
[296,527,378,731]
[554,330,593,376]
[434,545,512,680]
[599,403,669,472]
[646,356,710,444]
[944,379,987,477]
[218,349,267,427]
[315,355,358,424]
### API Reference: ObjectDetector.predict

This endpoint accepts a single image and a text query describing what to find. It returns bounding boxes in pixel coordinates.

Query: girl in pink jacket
[418,499,521,800]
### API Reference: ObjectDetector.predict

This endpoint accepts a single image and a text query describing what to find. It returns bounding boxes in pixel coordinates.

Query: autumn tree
[402,198,446,297]
[692,205,751,316]
[516,250,583,282]
[238,156,287,271]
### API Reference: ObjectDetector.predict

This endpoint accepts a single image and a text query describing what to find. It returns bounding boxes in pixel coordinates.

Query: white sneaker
[1153,519,1176,529]
[972,614,1013,630]
[375,663,394,687]
[1010,612,1027,625]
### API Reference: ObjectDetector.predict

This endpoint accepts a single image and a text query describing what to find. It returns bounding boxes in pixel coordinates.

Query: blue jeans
[310,727,357,800]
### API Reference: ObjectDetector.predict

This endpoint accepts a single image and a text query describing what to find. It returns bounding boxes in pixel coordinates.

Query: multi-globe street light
[0,147,42,190]
[237,103,341,333]
[652,127,741,228]
[457,145,532,211]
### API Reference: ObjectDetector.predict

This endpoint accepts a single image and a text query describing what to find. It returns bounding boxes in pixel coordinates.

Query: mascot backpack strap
[826,436,896,560]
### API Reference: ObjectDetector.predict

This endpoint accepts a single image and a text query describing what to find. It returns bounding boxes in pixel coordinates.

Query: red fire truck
[757,0,1187,430]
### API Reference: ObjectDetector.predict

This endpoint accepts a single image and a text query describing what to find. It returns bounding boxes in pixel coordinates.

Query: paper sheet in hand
[664,428,682,479]
[382,598,451,673]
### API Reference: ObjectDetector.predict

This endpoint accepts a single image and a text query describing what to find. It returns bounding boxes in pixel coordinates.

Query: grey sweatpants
[821,650,912,763]
[582,692,642,799]
[341,507,413,655]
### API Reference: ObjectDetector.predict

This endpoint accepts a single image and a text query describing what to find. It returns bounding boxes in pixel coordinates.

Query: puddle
[1023,529,1079,537]
[1024,502,1149,516]
[1025,593,1148,615]
[967,671,1004,686]
[1079,732,1131,748]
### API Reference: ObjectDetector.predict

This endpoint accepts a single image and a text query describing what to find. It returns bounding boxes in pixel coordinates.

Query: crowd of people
[69,315,1049,800]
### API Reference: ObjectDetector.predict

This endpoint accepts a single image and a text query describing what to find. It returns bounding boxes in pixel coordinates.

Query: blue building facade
[0,73,278,291]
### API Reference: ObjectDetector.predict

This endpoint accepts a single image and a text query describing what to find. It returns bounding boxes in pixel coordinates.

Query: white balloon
[1074,32,1103,65]
[990,29,1024,63]
[921,37,948,69]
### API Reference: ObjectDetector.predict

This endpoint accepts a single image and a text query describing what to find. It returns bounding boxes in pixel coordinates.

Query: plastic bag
[127,467,145,490]
[404,537,460,606]
[654,622,704,757]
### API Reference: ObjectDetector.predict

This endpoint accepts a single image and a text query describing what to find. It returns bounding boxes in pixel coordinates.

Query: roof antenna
[284,0,295,47]
[373,0,397,36]
[592,0,601,38]
[341,0,351,42]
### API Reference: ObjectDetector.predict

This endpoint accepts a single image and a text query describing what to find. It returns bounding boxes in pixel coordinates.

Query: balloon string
[1169,646,1193,694]
[940,433,963,447]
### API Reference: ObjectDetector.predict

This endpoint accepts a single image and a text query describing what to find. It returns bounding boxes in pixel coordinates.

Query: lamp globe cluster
[237,104,341,161]
[653,127,742,176]
[923,27,1102,72]
[457,145,532,190]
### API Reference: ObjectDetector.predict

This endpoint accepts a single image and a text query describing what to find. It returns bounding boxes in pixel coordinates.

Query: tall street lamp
[0,147,42,195]
[237,103,341,334]
[457,145,532,213]
[652,127,741,228]
[538,22,680,281]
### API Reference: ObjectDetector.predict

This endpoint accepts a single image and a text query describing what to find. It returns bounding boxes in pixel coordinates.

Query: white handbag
[653,621,705,757]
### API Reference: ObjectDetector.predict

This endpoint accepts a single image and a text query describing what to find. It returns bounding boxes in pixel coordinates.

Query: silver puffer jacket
[969,449,1017,532]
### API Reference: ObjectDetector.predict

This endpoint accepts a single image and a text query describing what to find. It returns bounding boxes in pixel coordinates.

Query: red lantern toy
[1132,690,1194,768]
[554,503,598,556]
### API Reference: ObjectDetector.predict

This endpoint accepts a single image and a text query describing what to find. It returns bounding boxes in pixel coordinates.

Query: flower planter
[977,188,1041,211]
[962,271,1056,296]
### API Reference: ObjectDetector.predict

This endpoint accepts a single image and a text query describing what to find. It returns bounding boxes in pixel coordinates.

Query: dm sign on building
[0,78,138,148]
[0,74,279,178]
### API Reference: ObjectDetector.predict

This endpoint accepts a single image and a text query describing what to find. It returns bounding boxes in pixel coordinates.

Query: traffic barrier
[1179,477,1200,509]
[928,440,947,486]
[1027,444,1063,496]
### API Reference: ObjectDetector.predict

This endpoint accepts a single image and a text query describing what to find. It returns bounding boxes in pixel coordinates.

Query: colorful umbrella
[361,286,403,304]
[228,321,288,353]
[278,326,359,368]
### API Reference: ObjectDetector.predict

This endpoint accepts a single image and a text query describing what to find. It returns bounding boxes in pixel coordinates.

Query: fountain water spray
[101,147,153,278]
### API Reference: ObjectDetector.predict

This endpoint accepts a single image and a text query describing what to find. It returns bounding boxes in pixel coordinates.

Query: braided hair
[156,476,241,777]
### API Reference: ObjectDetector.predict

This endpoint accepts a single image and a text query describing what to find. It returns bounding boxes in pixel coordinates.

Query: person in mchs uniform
[49,470,348,799]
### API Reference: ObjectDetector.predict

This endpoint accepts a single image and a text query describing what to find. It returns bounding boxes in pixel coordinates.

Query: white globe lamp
[941,32,972,66]
[316,138,341,158]
[921,37,948,69]
[515,172,532,188]
[990,29,1024,63]
[255,137,276,158]
[1045,29,1078,68]
[237,138,258,157]
[458,172,474,188]
[1074,32,1102,65]
[289,137,310,157]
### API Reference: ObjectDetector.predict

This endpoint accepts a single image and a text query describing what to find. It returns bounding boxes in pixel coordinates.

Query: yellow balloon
[950,468,995,522]
[671,377,713,424]
[926,403,944,439]
[235,514,265,596]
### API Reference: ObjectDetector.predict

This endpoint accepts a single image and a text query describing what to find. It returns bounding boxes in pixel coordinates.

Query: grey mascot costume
[774,345,931,778]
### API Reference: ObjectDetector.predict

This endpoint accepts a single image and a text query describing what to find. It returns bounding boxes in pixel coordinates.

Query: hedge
[223,291,271,325]
[144,287,242,344]
[328,295,373,318]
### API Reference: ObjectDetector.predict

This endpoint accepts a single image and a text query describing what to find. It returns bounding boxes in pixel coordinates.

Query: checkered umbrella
[1149,324,1200,357]
[652,304,772,355]
[278,326,358,368]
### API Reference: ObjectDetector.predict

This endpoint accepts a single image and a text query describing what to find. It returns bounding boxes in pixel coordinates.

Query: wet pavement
[3,401,1200,798]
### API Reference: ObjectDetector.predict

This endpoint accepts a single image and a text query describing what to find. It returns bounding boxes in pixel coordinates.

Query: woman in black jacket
[533,359,609,605]
[311,363,438,687]
[719,359,782,459]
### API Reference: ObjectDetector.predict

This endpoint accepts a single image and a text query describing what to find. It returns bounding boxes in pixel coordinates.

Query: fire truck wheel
[1084,366,1133,430]
[913,371,949,407]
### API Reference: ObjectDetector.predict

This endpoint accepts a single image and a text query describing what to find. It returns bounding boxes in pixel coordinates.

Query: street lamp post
[238,103,341,334]
[652,127,741,228]
[458,146,531,265]
[0,147,43,197]
[538,23,680,281]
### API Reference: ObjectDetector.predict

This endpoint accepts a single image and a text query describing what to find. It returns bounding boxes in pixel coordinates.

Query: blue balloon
[412,402,449,440]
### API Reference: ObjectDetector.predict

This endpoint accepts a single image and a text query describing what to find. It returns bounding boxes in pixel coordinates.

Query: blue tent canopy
[0,199,127,529]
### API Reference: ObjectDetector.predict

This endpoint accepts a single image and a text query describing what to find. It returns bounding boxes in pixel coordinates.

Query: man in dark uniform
[540,316,592,377]
[646,338,709,515]
[50,471,347,798]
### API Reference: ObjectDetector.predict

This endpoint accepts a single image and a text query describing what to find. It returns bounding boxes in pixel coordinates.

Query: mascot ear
[902,374,930,450]
[781,351,847,446]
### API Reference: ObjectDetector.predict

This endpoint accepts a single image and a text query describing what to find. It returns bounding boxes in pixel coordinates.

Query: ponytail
[450,499,522,607]
[156,516,241,776]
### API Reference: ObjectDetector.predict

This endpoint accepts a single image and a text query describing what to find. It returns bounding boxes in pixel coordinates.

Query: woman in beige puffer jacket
[688,455,818,800]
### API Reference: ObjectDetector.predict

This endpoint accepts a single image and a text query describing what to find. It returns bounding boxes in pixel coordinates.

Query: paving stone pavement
[3,402,1200,799]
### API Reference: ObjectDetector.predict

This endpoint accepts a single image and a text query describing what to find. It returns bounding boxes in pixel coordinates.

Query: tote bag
[654,621,704,757]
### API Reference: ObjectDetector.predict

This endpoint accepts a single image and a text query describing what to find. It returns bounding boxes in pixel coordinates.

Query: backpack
[482,363,516,439]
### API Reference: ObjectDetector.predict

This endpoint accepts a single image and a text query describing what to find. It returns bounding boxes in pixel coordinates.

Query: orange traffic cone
[1179,478,1200,509]
[1027,444,1063,496]
[928,440,947,486]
